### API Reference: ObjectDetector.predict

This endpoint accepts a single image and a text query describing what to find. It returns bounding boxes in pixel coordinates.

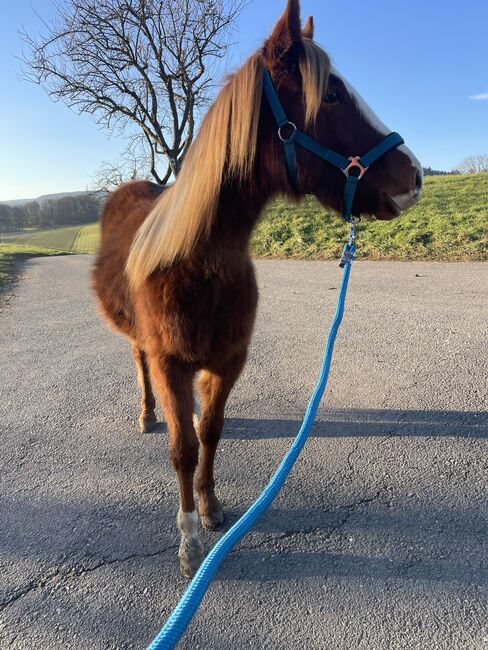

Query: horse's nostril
[415,168,423,192]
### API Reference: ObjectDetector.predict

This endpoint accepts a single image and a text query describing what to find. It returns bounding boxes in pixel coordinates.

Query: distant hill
[1,190,106,207]
[0,191,105,231]
[2,174,457,205]
[2,175,487,261]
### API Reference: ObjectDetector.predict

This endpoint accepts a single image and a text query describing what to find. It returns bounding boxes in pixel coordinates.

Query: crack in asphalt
[315,487,388,543]
[0,545,178,613]
[2,486,386,613]
[1,429,388,619]
[347,440,361,474]
[378,424,405,445]
[235,486,387,553]
[377,411,412,446]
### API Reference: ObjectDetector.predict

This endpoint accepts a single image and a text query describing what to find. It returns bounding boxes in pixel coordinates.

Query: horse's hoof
[179,555,203,579]
[200,505,225,531]
[138,413,158,433]
[179,540,205,579]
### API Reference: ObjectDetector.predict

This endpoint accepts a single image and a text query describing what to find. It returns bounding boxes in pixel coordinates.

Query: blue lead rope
[146,232,357,650]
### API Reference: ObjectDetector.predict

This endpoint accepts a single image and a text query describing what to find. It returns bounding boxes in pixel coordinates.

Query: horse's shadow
[222,408,488,440]
[142,407,488,440]
[217,545,488,585]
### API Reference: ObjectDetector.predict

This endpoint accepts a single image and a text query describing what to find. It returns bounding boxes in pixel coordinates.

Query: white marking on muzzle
[389,191,420,211]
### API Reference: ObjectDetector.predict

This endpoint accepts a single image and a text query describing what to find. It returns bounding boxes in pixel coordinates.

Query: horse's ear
[262,0,302,74]
[303,16,314,40]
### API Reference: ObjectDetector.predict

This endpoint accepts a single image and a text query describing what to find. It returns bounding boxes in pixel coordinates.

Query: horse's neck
[206,179,273,255]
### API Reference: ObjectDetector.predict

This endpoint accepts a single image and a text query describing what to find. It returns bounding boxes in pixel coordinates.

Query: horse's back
[93,181,165,338]
[99,180,165,242]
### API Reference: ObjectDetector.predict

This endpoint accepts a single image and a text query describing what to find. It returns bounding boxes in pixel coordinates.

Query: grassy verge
[0,223,101,289]
[0,250,15,290]
[0,244,66,291]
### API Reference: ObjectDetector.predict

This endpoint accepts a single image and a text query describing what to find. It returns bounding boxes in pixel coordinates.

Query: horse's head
[261,0,422,220]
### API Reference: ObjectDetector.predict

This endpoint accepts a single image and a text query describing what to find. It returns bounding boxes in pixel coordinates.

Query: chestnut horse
[93,0,422,578]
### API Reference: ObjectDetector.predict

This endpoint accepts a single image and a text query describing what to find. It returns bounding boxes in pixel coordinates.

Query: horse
[92,0,422,578]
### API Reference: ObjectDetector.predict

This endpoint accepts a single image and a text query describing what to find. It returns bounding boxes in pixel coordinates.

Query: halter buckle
[342,156,369,179]
[278,122,297,143]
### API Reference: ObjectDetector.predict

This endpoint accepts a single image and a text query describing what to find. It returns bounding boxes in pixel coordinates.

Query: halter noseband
[263,69,405,224]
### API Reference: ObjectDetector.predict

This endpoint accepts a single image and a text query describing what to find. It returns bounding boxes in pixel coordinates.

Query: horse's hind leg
[195,352,247,530]
[132,345,158,433]
[149,356,204,578]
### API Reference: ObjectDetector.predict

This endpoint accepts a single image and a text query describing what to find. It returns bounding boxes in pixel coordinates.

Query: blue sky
[1,0,487,201]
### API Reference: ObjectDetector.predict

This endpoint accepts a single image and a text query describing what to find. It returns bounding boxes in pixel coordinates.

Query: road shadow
[221,408,488,440]
[2,407,487,648]
[217,547,488,586]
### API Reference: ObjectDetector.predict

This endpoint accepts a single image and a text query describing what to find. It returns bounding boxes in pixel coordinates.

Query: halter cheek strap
[262,69,405,224]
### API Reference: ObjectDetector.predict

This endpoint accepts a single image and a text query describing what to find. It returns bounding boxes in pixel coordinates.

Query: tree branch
[21,0,246,184]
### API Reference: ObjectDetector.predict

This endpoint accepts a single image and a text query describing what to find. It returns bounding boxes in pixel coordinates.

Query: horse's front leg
[149,356,204,578]
[195,352,247,530]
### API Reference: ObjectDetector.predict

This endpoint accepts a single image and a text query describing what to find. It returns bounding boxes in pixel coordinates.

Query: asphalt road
[1,255,487,650]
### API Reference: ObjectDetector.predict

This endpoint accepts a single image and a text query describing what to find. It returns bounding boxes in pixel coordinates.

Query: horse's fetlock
[177,510,205,578]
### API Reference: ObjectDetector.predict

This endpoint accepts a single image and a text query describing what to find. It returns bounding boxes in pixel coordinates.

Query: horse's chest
[143,268,258,363]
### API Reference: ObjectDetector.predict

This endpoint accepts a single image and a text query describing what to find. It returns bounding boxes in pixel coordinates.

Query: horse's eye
[324,89,339,105]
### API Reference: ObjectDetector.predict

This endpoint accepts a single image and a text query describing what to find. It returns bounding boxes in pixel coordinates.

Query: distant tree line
[423,167,459,177]
[0,194,100,232]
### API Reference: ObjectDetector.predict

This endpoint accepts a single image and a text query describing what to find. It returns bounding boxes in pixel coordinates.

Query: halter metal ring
[278,121,297,143]
[342,156,369,179]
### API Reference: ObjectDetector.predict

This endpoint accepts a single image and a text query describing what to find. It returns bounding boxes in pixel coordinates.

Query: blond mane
[126,41,329,288]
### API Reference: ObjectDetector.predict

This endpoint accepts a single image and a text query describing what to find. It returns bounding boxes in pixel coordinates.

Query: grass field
[1,223,100,253]
[1,173,486,290]
[73,223,101,253]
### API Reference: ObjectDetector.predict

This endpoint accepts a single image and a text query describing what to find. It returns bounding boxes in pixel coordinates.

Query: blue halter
[262,69,405,224]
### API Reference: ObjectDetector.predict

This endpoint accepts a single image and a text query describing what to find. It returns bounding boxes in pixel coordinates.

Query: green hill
[252,173,488,261]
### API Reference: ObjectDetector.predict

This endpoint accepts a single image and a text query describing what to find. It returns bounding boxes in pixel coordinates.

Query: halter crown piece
[262,69,404,265]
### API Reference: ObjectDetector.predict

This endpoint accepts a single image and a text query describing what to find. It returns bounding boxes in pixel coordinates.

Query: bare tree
[91,136,152,191]
[456,155,488,174]
[21,0,246,184]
